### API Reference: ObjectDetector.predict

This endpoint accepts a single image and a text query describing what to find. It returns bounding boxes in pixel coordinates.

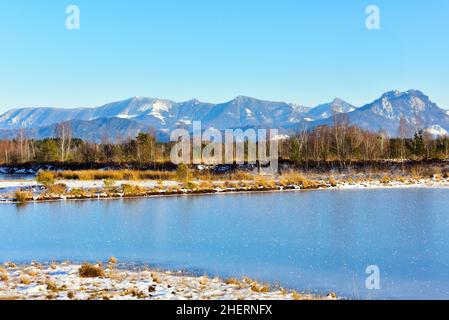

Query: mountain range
[0,90,447,142]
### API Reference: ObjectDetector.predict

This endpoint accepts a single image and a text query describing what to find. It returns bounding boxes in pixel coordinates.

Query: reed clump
[249,281,270,293]
[49,170,176,181]
[224,278,241,286]
[36,171,55,187]
[79,264,105,278]
[328,176,337,187]
[380,176,392,184]
[280,173,317,189]
[47,183,68,195]
[14,190,32,203]
[121,184,143,196]
[0,268,8,282]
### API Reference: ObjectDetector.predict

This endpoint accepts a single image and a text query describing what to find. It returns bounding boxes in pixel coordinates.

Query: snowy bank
[0,262,333,300]
[2,176,449,203]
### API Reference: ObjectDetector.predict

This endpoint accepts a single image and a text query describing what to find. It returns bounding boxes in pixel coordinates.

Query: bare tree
[56,122,72,162]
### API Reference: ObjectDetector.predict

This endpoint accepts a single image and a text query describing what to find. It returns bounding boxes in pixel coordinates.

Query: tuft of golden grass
[121,184,142,196]
[229,171,254,181]
[123,287,147,299]
[79,264,105,278]
[46,280,59,292]
[380,176,392,184]
[14,190,32,203]
[19,276,32,285]
[198,181,214,190]
[329,176,337,187]
[280,173,316,188]
[250,282,270,293]
[198,276,209,286]
[49,170,177,181]
[36,171,55,187]
[0,268,8,282]
[68,188,88,197]
[108,257,117,265]
[291,290,303,300]
[151,272,162,284]
[47,183,68,195]
[24,269,38,277]
[224,278,241,286]
[5,262,17,269]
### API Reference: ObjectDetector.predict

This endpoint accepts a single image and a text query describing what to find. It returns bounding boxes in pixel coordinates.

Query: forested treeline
[1,123,449,166]
[279,125,449,166]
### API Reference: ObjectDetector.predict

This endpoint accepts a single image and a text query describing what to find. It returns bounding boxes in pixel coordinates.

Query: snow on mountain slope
[425,125,448,138]
[0,117,152,143]
[310,90,449,137]
[198,96,307,129]
[0,90,448,141]
[0,97,178,130]
[307,98,357,120]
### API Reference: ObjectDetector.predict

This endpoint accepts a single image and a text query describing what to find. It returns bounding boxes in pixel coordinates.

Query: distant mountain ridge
[309,90,449,137]
[0,90,447,142]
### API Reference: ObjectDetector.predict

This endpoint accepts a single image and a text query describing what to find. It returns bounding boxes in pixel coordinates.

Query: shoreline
[0,261,334,300]
[1,176,449,204]
[0,178,449,204]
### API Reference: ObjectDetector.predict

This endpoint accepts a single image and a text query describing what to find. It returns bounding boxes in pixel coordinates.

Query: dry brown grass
[291,290,303,300]
[329,176,337,187]
[198,181,214,189]
[68,188,88,197]
[280,173,312,187]
[0,268,8,282]
[46,280,59,292]
[50,170,177,181]
[229,171,254,181]
[380,176,392,184]
[224,278,241,286]
[108,257,117,265]
[250,282,270,293]
[24,269,38,277]
[47,183,68,194]
[151,272,162,284]
[123,287,147,299]
[19,276,31,285]
[14,190,32,203]
[121,184,143,196]
[198,276,209,285]
[36,171,55,186]
[79,264,105,278]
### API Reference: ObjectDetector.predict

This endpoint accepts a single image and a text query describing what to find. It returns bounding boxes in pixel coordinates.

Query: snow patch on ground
[0,262,327,300]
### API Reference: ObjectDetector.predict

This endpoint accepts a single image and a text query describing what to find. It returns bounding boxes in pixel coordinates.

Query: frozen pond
[1,189,449,299]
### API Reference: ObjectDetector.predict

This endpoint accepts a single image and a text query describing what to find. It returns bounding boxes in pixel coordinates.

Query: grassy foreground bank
[4,168,449,203]
[0,260,335,300]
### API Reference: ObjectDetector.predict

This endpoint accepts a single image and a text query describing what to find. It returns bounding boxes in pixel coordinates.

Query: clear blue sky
[0,0,448,113]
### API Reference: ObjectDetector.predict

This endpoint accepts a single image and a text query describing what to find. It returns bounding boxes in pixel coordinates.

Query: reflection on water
[0,174,35,181]
[1,189,449,299]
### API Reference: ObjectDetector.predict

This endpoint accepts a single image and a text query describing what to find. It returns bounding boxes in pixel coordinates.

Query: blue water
[1,189,449,300]
[0,174,35,181]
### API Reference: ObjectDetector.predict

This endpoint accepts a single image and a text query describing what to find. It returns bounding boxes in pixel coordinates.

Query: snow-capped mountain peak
[306,98,357,120]
[425,125,448,138]
[0,90,448,142]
